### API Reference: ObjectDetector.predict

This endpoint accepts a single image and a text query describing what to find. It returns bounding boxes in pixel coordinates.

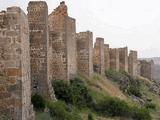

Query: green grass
[35,112,52,120]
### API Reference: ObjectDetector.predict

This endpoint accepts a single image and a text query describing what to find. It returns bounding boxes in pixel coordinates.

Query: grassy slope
[139,77,160,120]
[36,73,160,120]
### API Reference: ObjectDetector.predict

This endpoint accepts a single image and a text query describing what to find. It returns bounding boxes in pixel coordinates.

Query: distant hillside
[140,57,160,65]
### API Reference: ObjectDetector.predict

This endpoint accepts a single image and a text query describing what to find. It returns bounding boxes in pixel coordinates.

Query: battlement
[51,1,68,17]
[76,31,92,38]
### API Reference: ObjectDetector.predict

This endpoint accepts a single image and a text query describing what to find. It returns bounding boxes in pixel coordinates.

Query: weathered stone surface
[28,1,55,100]
[48,1,77,81]
[128,50,138,76]
[0,7,34,120]
[76,31,93,77]
[93,38,105,74]
[139,60,154,80]
[104,44,110,71]
[109,48,119,71]
[118,47,128,72]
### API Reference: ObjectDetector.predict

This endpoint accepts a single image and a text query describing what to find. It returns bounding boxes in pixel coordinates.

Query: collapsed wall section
[76,31,93,77]
[48,1,77,81]
[139,60,154,80]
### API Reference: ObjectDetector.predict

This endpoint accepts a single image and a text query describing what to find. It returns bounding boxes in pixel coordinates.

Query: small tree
[31,94,45,111]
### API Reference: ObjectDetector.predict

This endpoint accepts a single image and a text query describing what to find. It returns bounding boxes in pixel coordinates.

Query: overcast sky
[1,0,160,58]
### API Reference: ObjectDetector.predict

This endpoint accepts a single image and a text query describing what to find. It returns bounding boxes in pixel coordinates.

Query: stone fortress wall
[0,7,34,120]
[76,31,93,77]
[48,1,77,81]
[0,1,154,119]
[27,1,55,99]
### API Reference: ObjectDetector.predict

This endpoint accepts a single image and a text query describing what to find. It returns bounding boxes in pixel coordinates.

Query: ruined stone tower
[109,48,119,71]
[76,31,93,77]
[48,1,77,81]
[118,47,128,72]
[0,7,34,120]
[128,50,138,76]
[28,1,54,99]
[104,44,110,71]
[93,38,105,74]
[139,60,154,80]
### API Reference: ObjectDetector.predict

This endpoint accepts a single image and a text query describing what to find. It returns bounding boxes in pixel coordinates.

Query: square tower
[118,47,128,72]
[76,31,93,77]
[48,1,77,81]
[128,50,138,76]
[28,1,55,99]
[109,48,119,71]
[0,7,34,120]
[104,44,110,71]
[93,37,105,74]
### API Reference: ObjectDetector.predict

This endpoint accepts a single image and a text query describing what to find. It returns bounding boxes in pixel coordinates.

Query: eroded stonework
[76,31,93,77]
[93,38,105,74]
[28,1,54,99]
[104,44,110,71]
[139,60,154,80]
[118,47,128,72]
[109,48,119,71]
[0,7,34,120]
[128,50,138,76]
[48,1,77,81]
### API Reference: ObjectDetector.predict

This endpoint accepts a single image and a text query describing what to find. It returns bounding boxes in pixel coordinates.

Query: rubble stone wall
[128,50,138,76]
[28,1,54,99]
[0,7,34,120]
[139,60,154,80]
[104,44,110,71]
[109,48,119,71]
[93,38,105,74]
[48,1,77,81]
[118,47,128,72]
[76,31,93,77]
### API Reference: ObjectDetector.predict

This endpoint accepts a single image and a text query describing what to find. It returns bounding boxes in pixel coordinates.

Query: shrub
[96,97,130,117]
[31,94,45,111]
[47,101,82,120]
[145,102,156,110]
[88,113,94,120]
[105,70,142,98]
[131,107,151,120]
[52,78,94,108]
[93,96,151,120]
